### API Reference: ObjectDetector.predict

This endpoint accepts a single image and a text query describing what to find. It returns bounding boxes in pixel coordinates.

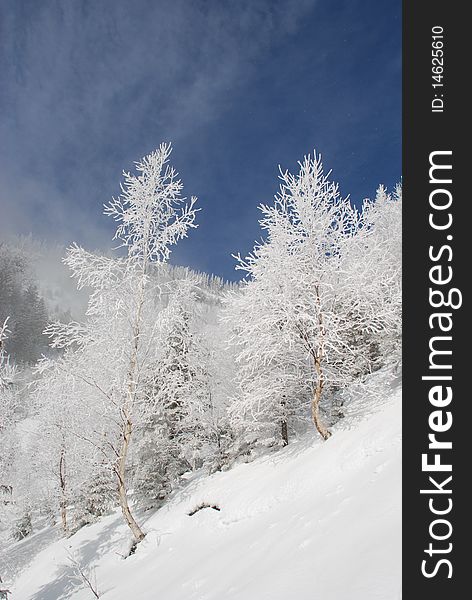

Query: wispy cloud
[0,0,317,250]
[0,0,401,281]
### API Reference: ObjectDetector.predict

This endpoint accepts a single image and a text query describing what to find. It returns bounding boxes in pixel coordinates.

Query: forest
[0,142,401,557]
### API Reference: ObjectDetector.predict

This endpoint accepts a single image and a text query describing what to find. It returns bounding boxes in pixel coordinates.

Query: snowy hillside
[5,374,401,600]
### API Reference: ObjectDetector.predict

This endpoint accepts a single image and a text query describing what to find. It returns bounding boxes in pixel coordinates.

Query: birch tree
[228,155,402,442]
[33,353,96,535]
[228,153,362,440]
[42,143,198,545]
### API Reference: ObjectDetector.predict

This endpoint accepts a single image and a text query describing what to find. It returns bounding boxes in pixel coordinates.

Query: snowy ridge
[8,376,401,600]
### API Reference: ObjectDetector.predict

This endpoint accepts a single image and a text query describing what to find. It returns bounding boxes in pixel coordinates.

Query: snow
[6,377,401,600]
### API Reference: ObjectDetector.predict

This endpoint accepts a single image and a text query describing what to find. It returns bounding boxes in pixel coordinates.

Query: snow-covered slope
[6,377,401,600]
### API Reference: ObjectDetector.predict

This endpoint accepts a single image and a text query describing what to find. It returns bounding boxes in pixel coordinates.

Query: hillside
[4,371,401,600]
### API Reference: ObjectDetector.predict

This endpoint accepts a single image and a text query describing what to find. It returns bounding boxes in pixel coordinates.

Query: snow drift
[5,374,401,600]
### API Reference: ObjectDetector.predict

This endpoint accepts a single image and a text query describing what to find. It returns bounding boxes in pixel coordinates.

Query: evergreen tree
[9,284,49,364]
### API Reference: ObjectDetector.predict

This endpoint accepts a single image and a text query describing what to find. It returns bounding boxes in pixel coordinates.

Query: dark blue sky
[0,0,401,281]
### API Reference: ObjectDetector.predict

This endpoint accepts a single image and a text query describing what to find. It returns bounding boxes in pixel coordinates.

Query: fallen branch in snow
[67,551,100,598]
[188,502,221,516]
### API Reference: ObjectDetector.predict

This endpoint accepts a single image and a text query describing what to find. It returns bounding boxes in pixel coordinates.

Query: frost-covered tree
[42,143,198,545]
[9,284,49,365]
[0,319,16,431]
[228,152,377,441]
[133,276,213,507]
[0,319,32,542]
[0,319,17,495]
[0,319,20,501]
[351,183,402,365]
[33,353,100,535]
[0,244,49,365]
[0,245,26,326]
[132,277,198,507]
[197,317,237,471]
[223,285,311,447]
